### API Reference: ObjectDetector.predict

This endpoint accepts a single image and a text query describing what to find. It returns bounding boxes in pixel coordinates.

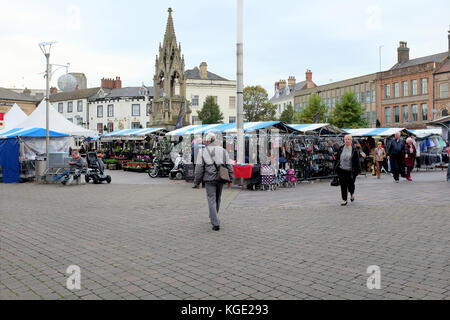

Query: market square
[0,169,449,300]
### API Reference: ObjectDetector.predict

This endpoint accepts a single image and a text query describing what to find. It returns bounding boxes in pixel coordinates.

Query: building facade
[377,41,448,129]
[88,86,152,134]
[0,87,40,124]
[433,31,450,120]
[294,73,377,127]
[186,62,237,124]
[50,87,101,128]
[270,70,316,118]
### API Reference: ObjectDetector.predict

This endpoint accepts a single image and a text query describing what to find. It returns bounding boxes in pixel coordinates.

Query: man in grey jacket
[194,132,234,231]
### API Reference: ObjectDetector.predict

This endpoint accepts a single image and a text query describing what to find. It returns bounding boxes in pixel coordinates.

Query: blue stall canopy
[0,127,70,138]
[344,127,414,137]
[100,128,169,140]
[167,122,302,136]
[289,123,346,135]
[409,128,443,139]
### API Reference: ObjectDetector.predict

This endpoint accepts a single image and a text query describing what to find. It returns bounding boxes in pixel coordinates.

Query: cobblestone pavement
[0,170,449,300]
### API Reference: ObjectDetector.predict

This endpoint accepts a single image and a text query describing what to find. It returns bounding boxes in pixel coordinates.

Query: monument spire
[164,7,176,45]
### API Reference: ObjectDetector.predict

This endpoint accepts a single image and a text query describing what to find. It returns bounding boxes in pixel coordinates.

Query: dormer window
[98,88,105,98]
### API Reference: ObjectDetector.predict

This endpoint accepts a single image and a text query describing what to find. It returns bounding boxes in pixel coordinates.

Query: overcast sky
[1,0,449,98]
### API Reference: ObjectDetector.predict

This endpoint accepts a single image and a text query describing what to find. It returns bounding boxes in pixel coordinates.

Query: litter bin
[184,163,195,182]
[35,157,47,181]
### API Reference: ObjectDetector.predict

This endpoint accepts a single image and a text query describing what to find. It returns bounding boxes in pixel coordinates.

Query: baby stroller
[286,168,297,188]
[85,152,111,184]
[261,164,278,191]
[277,169,287,187]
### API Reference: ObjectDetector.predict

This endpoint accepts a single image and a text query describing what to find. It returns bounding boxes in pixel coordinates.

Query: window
[371,111,376,124]
[442,109,449,117]
[132,104,140,116]
[67,101,73,113]
[229,116,236,123]
[107,104,114,117]
[360,92,365,104]
[421,103,428,121]
[411,104,418,122]
[192,116,200,124]
[385,107,391,124]
[372,89,376,103]
[393,106,399,123]
[68,118,73,123]
[146,122,151,128]
[146,104,151,116]
[440,83,449,99]
[385,84,390,98]
[97,123,103,134]
[192,95,199,106]
[366,112,371,123]
[393,83,399,98]
[421,78,428,95]
[332,97,335,107]
[366,91,371,104]
[402,105,409,123]
[97,105,103,118]
[411,80,417,95]
[107,122,114,133]
[58,103,63,113]
[77,100,83,112]
[356,93,360,103]
[402,81,408,96]
[77,117,83,126]
[211,96,218,103]
[229,96,236,109]
[131,122,141,129]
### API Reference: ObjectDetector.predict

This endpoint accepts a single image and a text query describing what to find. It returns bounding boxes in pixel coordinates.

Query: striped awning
[344,128,414,137]
[100,128,168,139]
[289,123,346,134]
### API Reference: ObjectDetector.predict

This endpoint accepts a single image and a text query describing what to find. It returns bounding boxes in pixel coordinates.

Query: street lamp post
[236,0,244,164]
[39,42,56,170]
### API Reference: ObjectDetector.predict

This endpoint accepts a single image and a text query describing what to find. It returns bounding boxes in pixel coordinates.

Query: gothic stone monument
[150,8,191,130]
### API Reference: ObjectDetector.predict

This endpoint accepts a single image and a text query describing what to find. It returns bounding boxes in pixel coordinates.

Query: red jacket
[404,144,416,168]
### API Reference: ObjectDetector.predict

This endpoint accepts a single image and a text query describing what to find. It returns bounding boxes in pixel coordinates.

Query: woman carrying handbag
[333,135,362,206]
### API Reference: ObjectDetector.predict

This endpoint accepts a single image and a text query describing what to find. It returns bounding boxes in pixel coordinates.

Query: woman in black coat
[334,135,362,206]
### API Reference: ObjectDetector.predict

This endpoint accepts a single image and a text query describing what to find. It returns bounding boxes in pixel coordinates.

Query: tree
[243,86,277,121]
[197,96,223,124]
[295,93,328,123]
[329,91,368,128]
[279,103,295,124]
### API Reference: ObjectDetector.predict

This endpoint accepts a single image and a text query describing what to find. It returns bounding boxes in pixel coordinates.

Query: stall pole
[236,0,244,165]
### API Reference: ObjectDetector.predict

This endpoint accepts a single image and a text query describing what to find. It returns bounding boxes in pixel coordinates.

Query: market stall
[409,128,447,170]
[99,128,169,171]
[0,127,70,183]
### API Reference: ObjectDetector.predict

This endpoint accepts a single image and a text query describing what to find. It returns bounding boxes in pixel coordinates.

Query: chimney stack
[448,28,450,58]
[278,80,286,90]
[305,70,312,83]
[101,76,122,89]
[274,81,280,92]
[199,62,208,79]
[397,41,410,64]
[288,76,296,87]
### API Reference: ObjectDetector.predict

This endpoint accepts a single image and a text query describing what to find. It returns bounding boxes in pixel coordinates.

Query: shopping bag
[330,176,339,187]
[387,160,391,172]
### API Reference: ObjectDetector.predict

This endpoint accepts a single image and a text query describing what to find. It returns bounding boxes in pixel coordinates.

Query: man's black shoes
[212,226,220,231]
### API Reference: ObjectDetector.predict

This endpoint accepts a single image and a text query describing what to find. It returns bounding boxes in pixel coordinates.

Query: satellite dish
[57,73,78,92]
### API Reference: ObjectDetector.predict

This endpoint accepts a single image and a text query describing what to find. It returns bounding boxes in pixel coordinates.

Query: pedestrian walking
[387,132,405,183]
[374,141,386,179]
[194,132,234,231]
[334,135,362,206]
[404,137,417,181]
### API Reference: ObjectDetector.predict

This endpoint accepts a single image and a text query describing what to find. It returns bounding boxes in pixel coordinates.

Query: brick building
[377,41,448,129]
[433,30,450,119]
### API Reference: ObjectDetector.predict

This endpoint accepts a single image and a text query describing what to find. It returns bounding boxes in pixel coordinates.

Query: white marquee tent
[2,104,28,131]
[15,100,97,137]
